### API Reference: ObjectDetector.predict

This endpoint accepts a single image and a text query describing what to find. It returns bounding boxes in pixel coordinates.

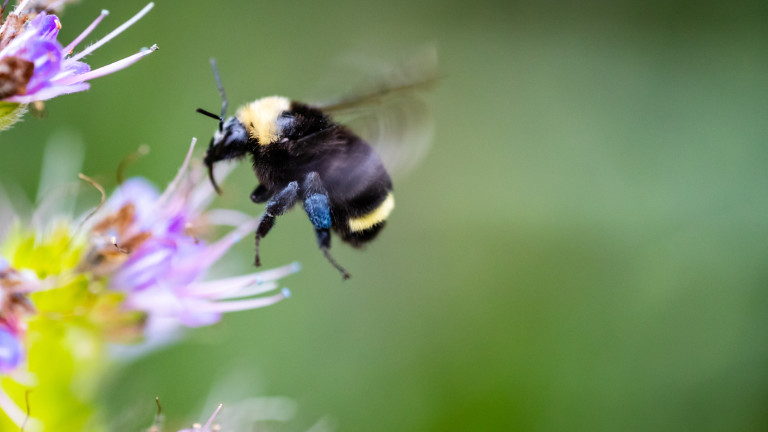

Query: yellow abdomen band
[348,193,395,232]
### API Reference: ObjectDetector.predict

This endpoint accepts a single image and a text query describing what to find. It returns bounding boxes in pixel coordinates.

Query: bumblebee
[197,56,434,279]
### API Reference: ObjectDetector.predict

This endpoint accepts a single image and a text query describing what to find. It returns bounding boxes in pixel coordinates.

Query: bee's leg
[255,181,298,266]
[302,172,350,280]
[250,184,271,203]
[317,230,350,280]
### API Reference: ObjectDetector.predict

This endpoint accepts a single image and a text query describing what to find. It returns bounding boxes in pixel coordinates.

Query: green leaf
[0,102,27,131]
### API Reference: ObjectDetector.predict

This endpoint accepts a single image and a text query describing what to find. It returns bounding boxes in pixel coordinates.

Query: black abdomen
[319,130,393,247]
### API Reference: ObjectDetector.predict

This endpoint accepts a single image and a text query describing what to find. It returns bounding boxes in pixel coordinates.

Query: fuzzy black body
[198,53,436,278]
[202,95,395,278]
[250,101,393,247]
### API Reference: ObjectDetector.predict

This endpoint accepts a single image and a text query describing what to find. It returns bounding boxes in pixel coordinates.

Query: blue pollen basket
[304,194,332,229]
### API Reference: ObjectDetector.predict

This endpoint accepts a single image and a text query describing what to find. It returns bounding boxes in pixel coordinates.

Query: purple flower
[0,257,39,373]
[84,139,297,336]
[0,2,156,103]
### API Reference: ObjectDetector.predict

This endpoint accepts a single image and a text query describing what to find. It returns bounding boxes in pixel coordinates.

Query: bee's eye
[277,111,295,135]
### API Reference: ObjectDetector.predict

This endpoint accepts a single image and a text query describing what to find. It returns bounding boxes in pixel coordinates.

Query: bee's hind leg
[302,172,350,280]
[255,181,298,266]
[316,229,350,280]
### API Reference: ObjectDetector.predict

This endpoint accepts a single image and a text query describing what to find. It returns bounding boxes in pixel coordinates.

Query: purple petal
[111,239,178,292]
[26,13,61,40]
[126,290,222,327]
[63,9,109,55]
[203,404,224,430]
[0,13,59,58]
[0,327,23,373]
[207,290,289,313]
[24,40,64,92]
[173,217,261,276]
[3,82,90,103]
[185,262,300,299]
[157,138,197,205]
[124,286,184,317]
[177,301,221,327]
[56,44,157,86]
[163,240,209,285]
[166,213,188,235]
[51,60,90,82]
[68,2,154,62]
[107,177,160,223]
[177,404,223,432]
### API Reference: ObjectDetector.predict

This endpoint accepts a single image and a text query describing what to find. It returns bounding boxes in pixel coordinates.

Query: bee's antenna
[209,58,227,131]
[196,108,222,121]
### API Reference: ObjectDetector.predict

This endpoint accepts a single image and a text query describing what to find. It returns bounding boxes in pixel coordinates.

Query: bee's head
[205,116,249,162]
[196,108,248,194]
[197,58,245,195]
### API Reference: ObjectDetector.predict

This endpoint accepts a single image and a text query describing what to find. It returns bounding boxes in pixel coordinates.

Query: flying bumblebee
[197,52,436,279]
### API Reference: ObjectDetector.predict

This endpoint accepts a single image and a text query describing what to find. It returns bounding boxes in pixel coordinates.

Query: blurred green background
[2,0,768,430]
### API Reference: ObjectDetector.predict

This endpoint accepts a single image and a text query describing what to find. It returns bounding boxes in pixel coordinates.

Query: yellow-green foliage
[0,225,144,431]
[3,223,84,278]
[0,103,27,131]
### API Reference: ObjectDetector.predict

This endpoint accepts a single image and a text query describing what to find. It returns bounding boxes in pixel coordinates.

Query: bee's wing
[313,48,438,179]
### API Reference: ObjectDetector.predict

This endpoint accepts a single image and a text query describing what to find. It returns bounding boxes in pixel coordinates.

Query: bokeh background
[2,0,768,430]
